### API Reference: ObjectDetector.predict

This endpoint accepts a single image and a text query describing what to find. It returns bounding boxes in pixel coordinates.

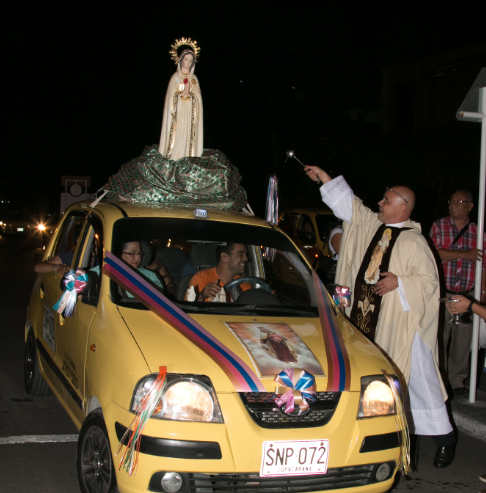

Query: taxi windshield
[110,217,319,316]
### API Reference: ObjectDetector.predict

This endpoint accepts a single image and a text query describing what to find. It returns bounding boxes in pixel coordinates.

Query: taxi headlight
[358,375,399,418]
[130,374,223,423]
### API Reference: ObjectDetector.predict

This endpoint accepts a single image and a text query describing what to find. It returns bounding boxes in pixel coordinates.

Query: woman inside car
[118,241,175,296]
[88,241,175,297]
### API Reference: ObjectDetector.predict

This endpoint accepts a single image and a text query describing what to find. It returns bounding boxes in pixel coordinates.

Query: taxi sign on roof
[194,208,209,219]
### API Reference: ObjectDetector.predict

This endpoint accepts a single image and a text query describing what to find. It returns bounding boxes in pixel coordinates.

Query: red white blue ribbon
[312,272,351,392]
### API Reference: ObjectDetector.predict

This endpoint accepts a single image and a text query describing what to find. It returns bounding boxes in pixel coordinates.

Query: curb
[452,411,486,443]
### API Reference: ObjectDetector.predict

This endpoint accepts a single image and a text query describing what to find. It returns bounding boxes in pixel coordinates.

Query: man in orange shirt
[186,243,251,302]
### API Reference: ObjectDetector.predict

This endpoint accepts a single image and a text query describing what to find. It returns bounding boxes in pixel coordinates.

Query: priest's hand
[375,272,398,296]
[304,166,332,184]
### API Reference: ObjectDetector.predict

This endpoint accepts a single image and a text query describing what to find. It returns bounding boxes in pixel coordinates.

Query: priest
[304,165,455,468]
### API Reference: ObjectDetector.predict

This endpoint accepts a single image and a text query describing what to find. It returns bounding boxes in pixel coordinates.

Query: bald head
[377,186,415,224]
[392,186,415,214]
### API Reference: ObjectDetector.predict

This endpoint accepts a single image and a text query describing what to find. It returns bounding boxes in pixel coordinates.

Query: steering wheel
[225,276,272,294]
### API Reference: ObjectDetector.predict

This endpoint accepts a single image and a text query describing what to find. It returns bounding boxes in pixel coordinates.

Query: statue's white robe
[159,66,203,161]
[322,176,452,435]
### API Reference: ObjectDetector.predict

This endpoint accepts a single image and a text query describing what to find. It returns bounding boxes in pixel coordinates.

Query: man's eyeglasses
[448,200,472,205]
[122,251,145,258]
[385,187,408,204]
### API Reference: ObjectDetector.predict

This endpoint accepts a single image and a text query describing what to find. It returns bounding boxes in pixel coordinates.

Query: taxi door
[39,210,87,416]
[54,213,103,425]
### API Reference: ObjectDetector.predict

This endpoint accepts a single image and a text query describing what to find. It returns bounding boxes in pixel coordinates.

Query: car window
[76,213,104,306]
[299,215,315,236]
[53,210,87,261]
[110,217,318,316]
[75,213,103,270]
[278,213,299,238]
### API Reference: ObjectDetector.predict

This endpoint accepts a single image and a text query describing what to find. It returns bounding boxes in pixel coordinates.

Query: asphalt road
[0,234,485,493]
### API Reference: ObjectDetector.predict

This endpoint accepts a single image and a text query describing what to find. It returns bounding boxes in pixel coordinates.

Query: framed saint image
[226,322,324,377]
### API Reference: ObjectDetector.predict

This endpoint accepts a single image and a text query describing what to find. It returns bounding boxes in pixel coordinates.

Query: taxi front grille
[238,392,341,429]
[189,465,388,492]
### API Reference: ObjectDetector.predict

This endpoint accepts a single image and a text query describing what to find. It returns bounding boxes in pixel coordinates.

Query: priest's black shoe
[433,444,454,468]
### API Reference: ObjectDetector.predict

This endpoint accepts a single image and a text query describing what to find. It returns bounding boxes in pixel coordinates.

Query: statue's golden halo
[169,37,201,65]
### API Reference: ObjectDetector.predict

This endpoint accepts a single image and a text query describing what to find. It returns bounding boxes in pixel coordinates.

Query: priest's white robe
[321,176,452,435]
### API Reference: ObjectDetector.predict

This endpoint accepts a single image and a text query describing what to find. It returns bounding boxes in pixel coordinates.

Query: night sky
[3,4,485,226]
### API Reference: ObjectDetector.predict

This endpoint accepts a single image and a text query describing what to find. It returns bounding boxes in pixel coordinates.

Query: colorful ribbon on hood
[274,368,316,414]
[52,269,88,317]
[312,271,351,392]
[102,251,266,392]
[117,366,167,476]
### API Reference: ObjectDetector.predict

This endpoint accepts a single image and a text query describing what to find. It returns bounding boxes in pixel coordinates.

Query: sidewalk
[450,388,486,442]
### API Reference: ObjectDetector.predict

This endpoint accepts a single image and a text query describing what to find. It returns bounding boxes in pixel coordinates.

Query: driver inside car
[185,243,252,302]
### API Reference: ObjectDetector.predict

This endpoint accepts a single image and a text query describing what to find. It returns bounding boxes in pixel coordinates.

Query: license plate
[260,439,329,477]
[17,228,24,232]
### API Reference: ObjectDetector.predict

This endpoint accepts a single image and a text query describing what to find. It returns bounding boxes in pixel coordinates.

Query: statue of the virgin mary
[99,37,249,212]
[159,38,203,161]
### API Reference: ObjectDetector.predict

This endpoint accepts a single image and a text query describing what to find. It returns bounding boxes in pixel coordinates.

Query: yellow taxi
[25,199,404,493]
[278,207,338,263]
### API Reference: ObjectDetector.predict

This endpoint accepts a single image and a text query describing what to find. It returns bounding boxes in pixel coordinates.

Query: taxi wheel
[24,331,52,396]
[77,410,119,493]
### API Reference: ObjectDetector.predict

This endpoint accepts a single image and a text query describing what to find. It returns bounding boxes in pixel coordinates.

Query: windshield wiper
[172,302,235,314]
[238,305,318,317]
[177,303,317,317]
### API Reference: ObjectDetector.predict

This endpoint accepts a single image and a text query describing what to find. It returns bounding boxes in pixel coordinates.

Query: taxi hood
[116,304,394,394]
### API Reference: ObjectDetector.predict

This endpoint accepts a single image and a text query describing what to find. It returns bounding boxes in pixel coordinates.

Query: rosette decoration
[273,368,316,414]
[52,269,88,317]
[332,285,352,307]
[117,366,167,476]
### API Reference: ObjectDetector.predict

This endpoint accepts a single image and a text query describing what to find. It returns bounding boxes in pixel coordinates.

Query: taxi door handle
[40,283,45,299]
[58,313,65,327]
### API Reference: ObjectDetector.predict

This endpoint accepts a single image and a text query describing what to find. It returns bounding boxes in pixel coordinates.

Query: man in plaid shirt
[430,189,486,393]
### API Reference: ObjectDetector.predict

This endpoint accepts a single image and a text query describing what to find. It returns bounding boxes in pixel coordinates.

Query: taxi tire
[24,330,52,396]
[77,410,119,493]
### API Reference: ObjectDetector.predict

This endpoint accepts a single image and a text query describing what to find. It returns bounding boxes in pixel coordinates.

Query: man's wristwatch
[467,301,475,314]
